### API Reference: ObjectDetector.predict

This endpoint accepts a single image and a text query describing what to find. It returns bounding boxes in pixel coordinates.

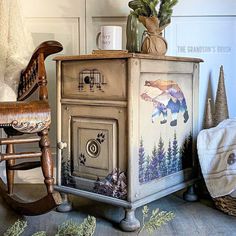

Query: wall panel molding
[173,0,236,16]
[166,16,236,127]
[20,0,86,17]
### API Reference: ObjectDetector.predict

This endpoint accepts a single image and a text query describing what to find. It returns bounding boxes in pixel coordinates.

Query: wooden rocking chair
[0,41,63,215]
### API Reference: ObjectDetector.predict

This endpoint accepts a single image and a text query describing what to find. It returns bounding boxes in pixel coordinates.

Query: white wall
[166,0,236,128]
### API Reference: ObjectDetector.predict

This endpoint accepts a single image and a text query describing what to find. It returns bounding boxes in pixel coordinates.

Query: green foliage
[4,220,27,236]
[32,232,46,236]
[4,216,96,236]
[5,207,174,236]
[158,0,178,27]
[138,205,175,235]
[129,0,158,17]
[79,216,96,236]
[55,216,96,236]
[128,0,178,29]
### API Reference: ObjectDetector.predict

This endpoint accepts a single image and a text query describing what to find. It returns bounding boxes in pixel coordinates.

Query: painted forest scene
[139,75,194,184]
[139,132,193,184]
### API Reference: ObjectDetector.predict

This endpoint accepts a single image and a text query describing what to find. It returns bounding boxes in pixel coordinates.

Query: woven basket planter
[213,195,236,216]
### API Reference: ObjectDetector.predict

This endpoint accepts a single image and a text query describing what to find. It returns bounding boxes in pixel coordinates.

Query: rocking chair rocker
[0,41,63,215]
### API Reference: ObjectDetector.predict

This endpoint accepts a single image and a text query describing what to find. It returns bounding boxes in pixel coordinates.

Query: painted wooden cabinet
[55,53,202,231]
[16,0,236,185]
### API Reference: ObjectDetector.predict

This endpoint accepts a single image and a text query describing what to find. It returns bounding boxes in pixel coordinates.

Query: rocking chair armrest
[18,41,63,101]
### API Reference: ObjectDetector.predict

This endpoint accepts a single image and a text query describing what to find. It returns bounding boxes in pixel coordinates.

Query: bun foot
[119,208,140,232]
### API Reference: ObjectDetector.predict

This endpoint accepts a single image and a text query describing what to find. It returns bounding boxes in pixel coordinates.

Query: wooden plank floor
[0,185,236,236]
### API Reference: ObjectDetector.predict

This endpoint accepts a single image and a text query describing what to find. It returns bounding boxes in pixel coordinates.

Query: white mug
[96,26,122,50]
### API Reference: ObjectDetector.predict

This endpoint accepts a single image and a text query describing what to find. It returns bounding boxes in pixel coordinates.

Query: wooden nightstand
[54,53,203,231]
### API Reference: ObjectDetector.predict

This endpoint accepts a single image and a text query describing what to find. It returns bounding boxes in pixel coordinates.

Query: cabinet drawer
[62,59,127,100]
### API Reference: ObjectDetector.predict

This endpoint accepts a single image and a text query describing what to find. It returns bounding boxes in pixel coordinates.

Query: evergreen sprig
[3,220,27,236]
[4,216,96,236]
[32,232,46,236]
[55,216,96,236]
[138,205,175,235]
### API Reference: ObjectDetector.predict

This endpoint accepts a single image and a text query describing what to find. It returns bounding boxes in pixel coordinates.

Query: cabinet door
[60,104,128,199]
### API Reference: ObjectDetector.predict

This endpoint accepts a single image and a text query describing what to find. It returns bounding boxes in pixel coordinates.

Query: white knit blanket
[0,0,34,101]
[197,119,236,198]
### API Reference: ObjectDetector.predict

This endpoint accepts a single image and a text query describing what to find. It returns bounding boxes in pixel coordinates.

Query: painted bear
[141,79,189,126]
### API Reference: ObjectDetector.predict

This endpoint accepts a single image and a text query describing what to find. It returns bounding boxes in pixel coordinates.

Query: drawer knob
[57,141,67,150]
[84,76,91,84]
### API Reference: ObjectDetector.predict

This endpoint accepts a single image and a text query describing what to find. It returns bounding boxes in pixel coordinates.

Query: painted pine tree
[144,155,152,183]
[157,137,166,177]
[186,132,193,168]
[61,159,75,187]
[150,144,160,180]
[181,137,188,169]
[177,148,182,171]
[139,138,146,183]
[181,132,193,169]
[166,140,172,175]
[172,132,180,173]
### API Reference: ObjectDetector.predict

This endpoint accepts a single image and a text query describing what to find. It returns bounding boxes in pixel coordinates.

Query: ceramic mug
[96,26,122,50]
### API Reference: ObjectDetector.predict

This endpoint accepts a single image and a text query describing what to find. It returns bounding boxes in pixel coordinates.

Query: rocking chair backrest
[18,41,63,101]
[0,41,63,215]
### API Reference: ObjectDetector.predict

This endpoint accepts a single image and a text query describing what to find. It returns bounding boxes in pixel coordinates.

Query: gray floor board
[0,185,236,236]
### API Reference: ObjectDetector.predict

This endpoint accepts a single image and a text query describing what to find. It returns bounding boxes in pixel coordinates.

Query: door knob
[57,141,67,150]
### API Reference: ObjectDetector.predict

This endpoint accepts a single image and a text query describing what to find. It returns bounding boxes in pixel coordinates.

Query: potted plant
[127,0,178,55]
